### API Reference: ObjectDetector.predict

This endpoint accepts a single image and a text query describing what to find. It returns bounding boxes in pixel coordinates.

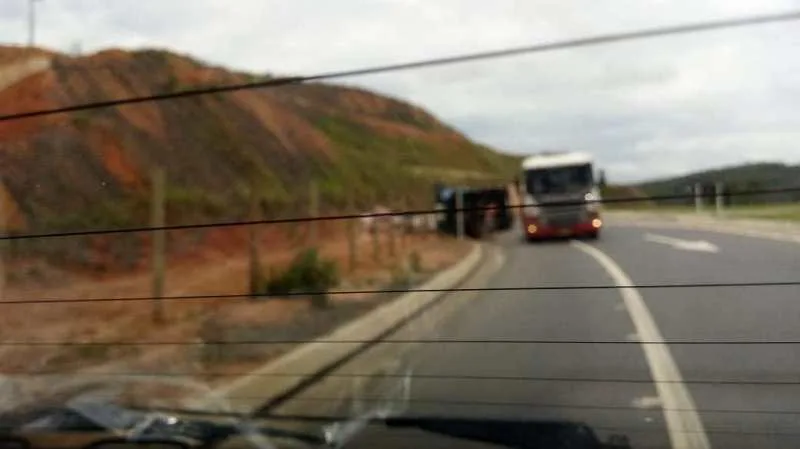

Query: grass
[311,113,519,209]
[610,203,800,222]
[724,203,800,221]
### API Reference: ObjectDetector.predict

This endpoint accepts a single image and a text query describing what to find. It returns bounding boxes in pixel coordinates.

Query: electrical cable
[1,11,798,123]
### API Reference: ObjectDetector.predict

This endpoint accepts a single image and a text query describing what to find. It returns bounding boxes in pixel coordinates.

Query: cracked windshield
[0,1,800,448]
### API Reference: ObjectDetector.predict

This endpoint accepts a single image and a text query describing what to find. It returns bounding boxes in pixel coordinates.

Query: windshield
[525,164,594,195]
[2,2,800,449]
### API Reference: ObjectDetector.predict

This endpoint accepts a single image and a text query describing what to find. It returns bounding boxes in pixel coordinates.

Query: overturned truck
[434,184,514,239]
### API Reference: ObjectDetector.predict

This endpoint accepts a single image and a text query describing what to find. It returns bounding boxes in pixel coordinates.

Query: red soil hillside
[0,47,519,236]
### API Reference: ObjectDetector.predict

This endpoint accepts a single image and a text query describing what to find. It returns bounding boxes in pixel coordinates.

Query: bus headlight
[584,192,600,212]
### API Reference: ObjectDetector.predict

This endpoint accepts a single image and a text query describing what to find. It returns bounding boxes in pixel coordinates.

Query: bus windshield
[525,163,594,195]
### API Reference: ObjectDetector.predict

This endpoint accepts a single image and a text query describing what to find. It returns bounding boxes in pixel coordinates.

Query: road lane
[400,232,672,449]
[273,221,800,448]
[593,225,800,449]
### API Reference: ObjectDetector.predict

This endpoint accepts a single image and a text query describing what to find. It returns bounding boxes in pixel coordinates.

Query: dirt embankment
[0,220,470,384]
[0,46,497,402]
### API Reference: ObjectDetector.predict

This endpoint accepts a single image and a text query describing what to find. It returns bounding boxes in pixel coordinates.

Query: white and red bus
[520,152,602,240]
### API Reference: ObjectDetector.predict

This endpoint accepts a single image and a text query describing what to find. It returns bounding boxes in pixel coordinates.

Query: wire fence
[0,185,797,241]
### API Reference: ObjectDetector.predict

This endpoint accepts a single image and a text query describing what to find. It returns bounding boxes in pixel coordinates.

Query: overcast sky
[1,0,800,182]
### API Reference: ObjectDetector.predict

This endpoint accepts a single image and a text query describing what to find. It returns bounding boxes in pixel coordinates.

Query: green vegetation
[37,197,143,231]
[389,266,413,291]
[607,162,800,222]
[311,113,519,209]
[409,251,423,273]
[637,162,800,206]
[256,248,340,308]
[165,185,229,222]
[724,203,800,221]
[12,48,523,272]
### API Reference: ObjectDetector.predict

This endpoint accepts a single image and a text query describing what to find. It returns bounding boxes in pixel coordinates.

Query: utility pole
[28,0,43,48]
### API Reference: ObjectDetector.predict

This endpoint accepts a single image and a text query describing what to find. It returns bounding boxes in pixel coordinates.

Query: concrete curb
[202,242,484,413]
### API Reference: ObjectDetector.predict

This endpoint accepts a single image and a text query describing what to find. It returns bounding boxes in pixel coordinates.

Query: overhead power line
[13,370,800,386]
[5,338,800,347]
[0,11,799,122]
[266,397,800,417]
[2,185,800,242]
[263,396,800,417]
[0,279,798,306]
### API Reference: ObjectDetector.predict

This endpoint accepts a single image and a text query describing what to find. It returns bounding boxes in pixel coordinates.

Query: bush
[389,266,412,291]
[258,248,339,306]
[408,251,423,273]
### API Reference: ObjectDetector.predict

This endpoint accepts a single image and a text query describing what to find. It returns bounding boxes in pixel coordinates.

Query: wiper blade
[261,414,633,448]
[383,416,631,449]
[127,407,328,446]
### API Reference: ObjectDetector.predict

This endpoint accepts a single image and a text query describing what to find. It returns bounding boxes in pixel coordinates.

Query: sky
[1,0,800,182]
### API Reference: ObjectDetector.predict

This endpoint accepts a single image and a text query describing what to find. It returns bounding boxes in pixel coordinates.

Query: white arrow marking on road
[644,233,719,253]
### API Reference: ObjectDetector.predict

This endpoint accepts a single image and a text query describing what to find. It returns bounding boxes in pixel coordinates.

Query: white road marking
[633,395,663,409]
[644,233,719,253]
[626,332,640,342]
[571,241,711,449]
[616,219,800,246]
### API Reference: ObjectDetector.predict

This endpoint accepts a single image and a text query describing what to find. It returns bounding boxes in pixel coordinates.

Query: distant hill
[635,163,800,205]
[0,46,521,234]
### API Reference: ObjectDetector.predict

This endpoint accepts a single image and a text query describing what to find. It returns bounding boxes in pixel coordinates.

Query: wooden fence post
[248,185,262,297]
[151,167,166,323]
[0,176,6,302]
[371,215,380,263]
[388,210,397,259]
[309,181,319,245]
[346,193,358,273]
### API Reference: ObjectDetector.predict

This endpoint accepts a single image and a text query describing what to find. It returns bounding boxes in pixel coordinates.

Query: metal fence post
[715,182,724,216]
[694,183,703,214]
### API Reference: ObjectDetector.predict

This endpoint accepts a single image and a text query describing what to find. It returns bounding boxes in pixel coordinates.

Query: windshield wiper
[126,407,328,446]
[261,414,633,449]
[1,404,328,448]
[383,417,632,449]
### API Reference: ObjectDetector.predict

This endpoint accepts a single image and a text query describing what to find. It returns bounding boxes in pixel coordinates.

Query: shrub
[389,266,412,291]
[408,251,423,273]
[258,248,339,307]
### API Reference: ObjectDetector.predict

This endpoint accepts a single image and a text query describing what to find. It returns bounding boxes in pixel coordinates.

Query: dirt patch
[0,225,470,392]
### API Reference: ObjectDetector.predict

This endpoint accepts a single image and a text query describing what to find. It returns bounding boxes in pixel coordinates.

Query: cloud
[1,0,800,181]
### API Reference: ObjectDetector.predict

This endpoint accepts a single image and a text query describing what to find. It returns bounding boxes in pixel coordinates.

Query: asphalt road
[272,222,800,449]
